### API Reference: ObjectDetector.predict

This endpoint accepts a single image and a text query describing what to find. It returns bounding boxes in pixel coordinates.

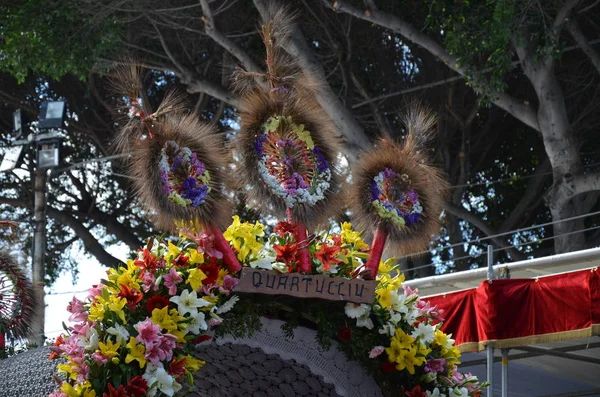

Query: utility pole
[30,167,47,346]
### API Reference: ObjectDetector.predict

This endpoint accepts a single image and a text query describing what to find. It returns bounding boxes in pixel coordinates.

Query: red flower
[134,248,160,276]
[200,263,219,285]
[169,357,187,378]
[381,360,397,373]
[117,284,143,309]
[125,376,148,397]
[48,335,64,360]
[102,383,128,397]
[173,254,190,268]
[273,242,299,266]
[146,295,170,313]
[193,334,213,344]
[405,386,427,397]
[274,222,298,237]
[313,243,341,271]
[337,325,352,341]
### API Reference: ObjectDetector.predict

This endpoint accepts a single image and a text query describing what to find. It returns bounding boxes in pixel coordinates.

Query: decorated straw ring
[0,254,35,348]
[234,8,342,272]
[111,64,240,273]
[351,107,448,278]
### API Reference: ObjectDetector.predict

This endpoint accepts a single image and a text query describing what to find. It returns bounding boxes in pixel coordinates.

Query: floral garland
[370,168,423,228]
[50,217,485,397]
[159,141,211,208]
[255,116,331,208]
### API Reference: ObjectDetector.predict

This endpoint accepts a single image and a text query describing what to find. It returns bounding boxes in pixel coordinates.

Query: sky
[44,244,128,340]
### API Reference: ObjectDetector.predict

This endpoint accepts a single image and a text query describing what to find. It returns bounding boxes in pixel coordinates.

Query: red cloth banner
[424,267,600,351]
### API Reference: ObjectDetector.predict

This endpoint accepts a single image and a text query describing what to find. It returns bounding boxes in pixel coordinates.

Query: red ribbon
[286,209,311,273]
[365,225,388,279]
[207,224,242,274]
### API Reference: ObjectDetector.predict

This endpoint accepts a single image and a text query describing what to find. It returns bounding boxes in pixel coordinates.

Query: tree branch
[567,18,600,76]
[46,208,122,268]
[200,0,262,73]
[500,157,552,232]
[253,0,371,150]
[326,0,540,132]
[551,171,600,208]
[444,202,524,261]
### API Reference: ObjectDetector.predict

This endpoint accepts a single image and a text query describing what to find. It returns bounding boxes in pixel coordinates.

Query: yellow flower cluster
[223,215,265,263]
[433,329,462,367]
[385,328,431,374]
[375,269,405,310]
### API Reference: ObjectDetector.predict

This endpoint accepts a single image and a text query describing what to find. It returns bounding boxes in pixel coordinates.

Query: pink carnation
[369,346,385,358]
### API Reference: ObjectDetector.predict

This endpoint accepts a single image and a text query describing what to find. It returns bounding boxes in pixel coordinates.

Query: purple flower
[383,167,399,180]
[182,176,197,191]
[160,170,171,195]
[407,189,419,202]
[190,153,206,175]
[312,147,329,172]
[276,138,294,148]
[370,180,380,200]
[404,212,421,226]
[254,132,267,157]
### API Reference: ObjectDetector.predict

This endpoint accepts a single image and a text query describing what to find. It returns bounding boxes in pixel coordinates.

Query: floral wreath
[159,141,212,208]
[255,115,331,208]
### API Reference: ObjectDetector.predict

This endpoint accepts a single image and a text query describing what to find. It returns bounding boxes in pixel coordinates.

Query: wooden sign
[234,268,377,304]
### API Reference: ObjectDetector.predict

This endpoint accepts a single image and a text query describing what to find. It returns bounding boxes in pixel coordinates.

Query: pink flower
[180,228,223,259]
[49,389,68,397]
[87,284,103,301]
[222,275,239,291]
[424,358,447,373]
[369,346,385,358]
[134,318,161,346]
[163,267,183,296]
[141,272,158,293]
[403,285,419,296]
[144,334,176,365]
[208,318,222,327]
[67,296,88,322]
[91,351,108,366]
[58,335,84,357]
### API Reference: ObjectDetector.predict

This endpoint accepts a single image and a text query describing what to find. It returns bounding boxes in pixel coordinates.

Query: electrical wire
[408,223,600,273]
[403,208,600,261]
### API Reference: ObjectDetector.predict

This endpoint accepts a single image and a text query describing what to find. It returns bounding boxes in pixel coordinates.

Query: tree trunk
[30,168,47,347]
[515,46,585,253]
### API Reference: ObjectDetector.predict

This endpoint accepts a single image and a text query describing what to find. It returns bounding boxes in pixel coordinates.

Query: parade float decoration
[0,222,35,356]
[49,7,485,397]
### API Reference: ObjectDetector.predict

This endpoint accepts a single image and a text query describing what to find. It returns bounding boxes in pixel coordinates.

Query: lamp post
[30,100,65,346]
[0,101,65,346]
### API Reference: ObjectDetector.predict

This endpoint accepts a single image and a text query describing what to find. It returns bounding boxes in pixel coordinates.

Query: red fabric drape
[424,267,600,351]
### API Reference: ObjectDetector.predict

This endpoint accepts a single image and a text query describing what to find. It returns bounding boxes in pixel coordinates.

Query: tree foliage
[1,0,600,285]
[0,0,121,82]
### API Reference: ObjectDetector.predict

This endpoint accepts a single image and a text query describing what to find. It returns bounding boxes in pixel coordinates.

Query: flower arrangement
[255,116,331,208]
[159,141,211,208]
[50,217,485,397]
[49,229,240,397]
[217,216,486,397]
[370,168,423,229]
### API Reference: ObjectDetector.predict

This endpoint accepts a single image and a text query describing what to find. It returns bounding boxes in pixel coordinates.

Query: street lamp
[38,101,66,129]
